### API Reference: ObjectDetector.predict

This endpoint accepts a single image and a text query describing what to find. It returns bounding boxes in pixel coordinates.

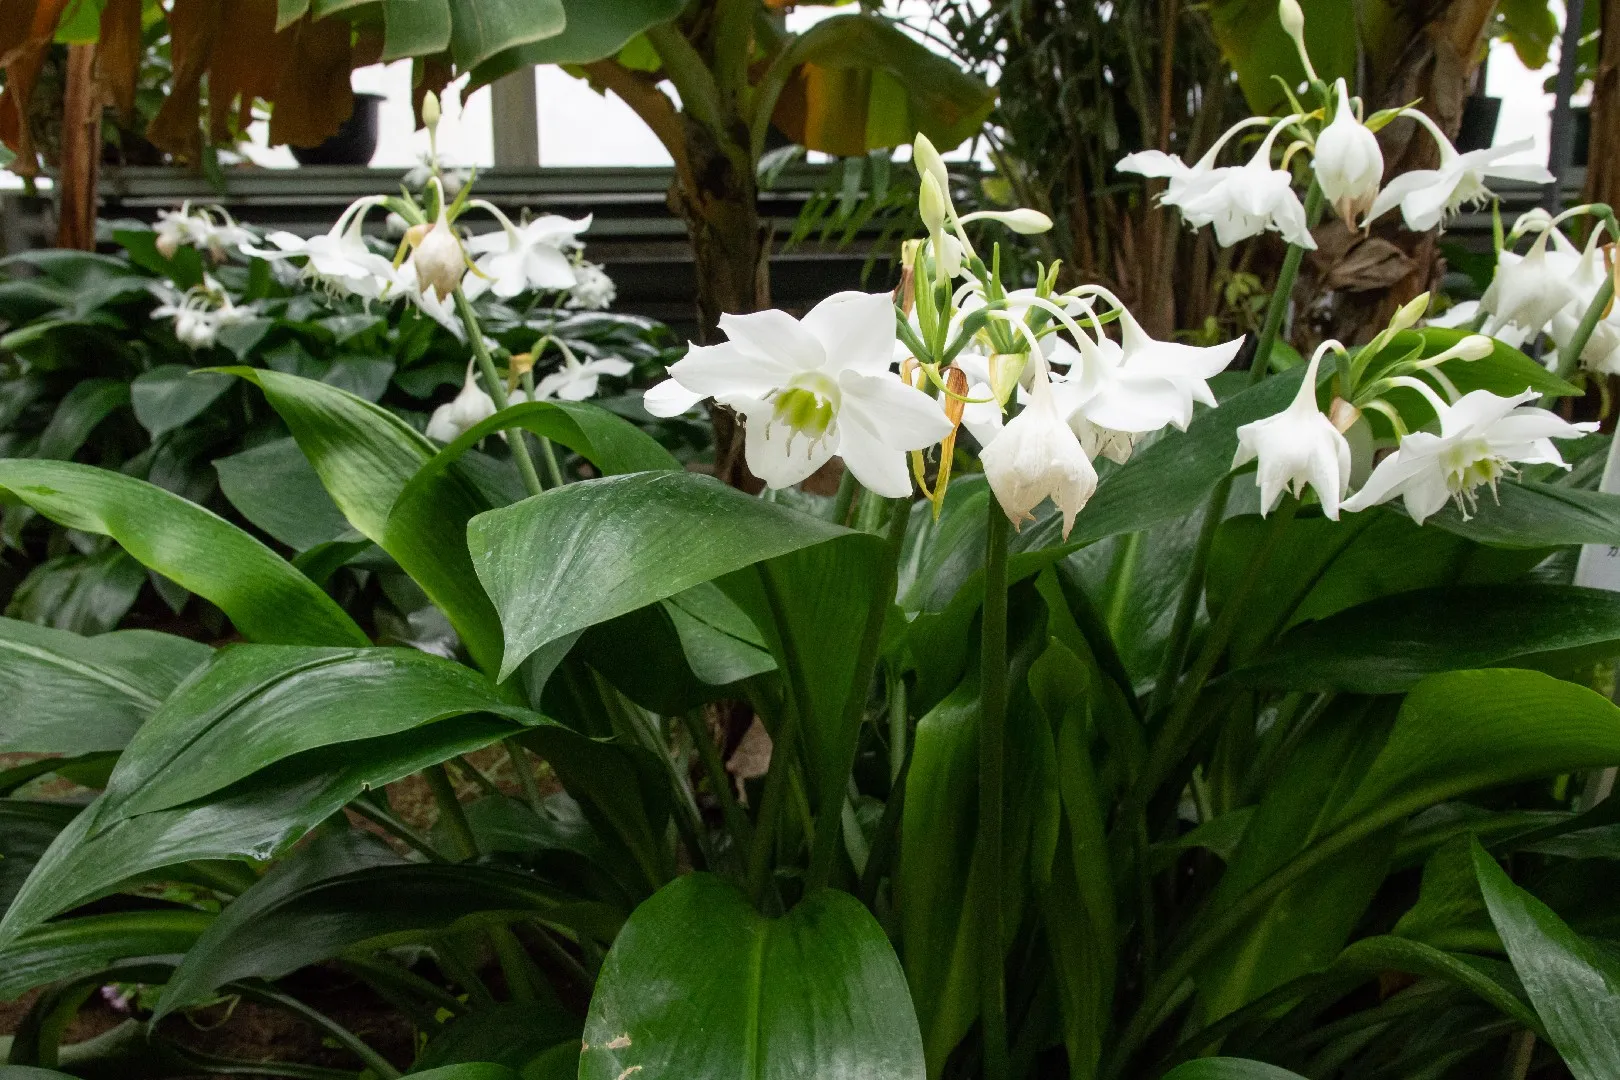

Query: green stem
[490,926,540,1002]
[1147,479,1228,721]
[520,369,566,487]
[348,795,447,862]
[453,287,544,499]
[1550,274,1615,392]
[681,708,754,867]
[425,763,479,861]
[522,921,597,991]
[806,498,911,891]
[978,498,1011,1080]
[747,565,809,909]
[887,660,908,784]
[1250,179,1323,387]
[859,748,912,906]
[232,982,401,1080]
[831,467,860,526]
[505,739,545,815]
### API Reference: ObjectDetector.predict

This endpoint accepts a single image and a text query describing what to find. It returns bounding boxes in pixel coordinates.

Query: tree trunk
[669,116,770,486]
[55,42,101,251]
[1584,0,1620,210]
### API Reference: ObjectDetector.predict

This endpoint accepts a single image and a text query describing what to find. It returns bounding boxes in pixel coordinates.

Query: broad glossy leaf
[1427,478,1620,549]
[1235,586,1620,693]
[469,471,875,680]
[6,548,146,636]
[579,873,924,1080]
[0,618,209,753]
[471,0,684,82]
[0,909,213,999]
[213,437,352,551]
[0,1069,81,1079]
[94,645,542,826]
[772,14,998,155]
[160,862,620,1018]
[0,460,367,647]
[0,716,523,942]
[36,379,129,460]
[449,0,565,70]
[0,802,81,914]
[129,365,233,438]
[1474,840,1620,1080]
[1335,935,1538,1030]
[412,1001,579,1078]
[421,399,679,479]
[382,0,452,60]
[1163,1060,1308,1080]
[229,368,503,673]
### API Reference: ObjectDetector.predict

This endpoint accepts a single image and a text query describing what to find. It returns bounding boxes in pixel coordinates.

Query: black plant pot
[1455,94,1502,153]
[291,92,384,167]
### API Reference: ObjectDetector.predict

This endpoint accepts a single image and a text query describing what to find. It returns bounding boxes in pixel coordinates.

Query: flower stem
[520,368,567,487]
[1250,178,1323,386]
[1551,275,1615,387]
[977,496,1011,1080]
[233,982,402,1080]
[453,287,545,499]
[681,708,753,866]
[504,738,545,815]
[425,763,479,861]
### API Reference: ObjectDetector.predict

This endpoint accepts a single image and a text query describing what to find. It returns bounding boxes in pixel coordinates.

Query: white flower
[1341,385,1596,523]
[1177,117,1315,249]
[150,279,255,350]
[1050,295,1241,460]
[241,196,396,301]
[643,291,953,497]
[1314,80,1384,226]
[1232,343,1352,518]
[1366,113,1555,232]
[426,367,497,442]
[1480,228,1578,338]
[980,361,1098,540]
[566,262,616,311]
[464,210,590,299]
[534,352,632,401]
[394,260,466,341]
[1544,228,1620,373]
[155,203,254,261]
[1119,117,1272,219]
[411,189,466,301]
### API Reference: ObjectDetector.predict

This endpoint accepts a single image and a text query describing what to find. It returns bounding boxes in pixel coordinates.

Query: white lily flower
[426,366,497,442]
[566,262,616,311]
[1365,112,1554,232]
[464,209,590,299]
[1119,117,1272,219]
[980,360,1098,540]
[155,203,254,261]
[1542,227,1620,373]
[1314,80,1384,226]
[394,260,466,341]
[1341,384,1596,523]
[1480,238,1577,339]
[150,278,255,350]
[643,291,953,496]
[241,196,396,301]
[1177,117,1316,249]
[1232,342,1352,518]
[534,352,633,402]
[411,184,466,301]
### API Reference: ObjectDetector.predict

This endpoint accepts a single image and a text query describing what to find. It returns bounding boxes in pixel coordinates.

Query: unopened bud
[912,133,950,198]
[989,352,1027,406]
[1453,334,1494,361]
[422,91,441,134]
[960,208,1054,234]
[1391,292,1430,333]
[1278,0,1317,80]
[944,365,969,427]
[919,173,948,233]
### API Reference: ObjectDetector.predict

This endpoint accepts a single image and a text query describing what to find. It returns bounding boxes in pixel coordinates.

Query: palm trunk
[55,43,101,251]
[1584,0,1620,210]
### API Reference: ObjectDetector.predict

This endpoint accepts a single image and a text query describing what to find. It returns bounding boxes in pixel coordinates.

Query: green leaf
[412,1001,580,1078]
[468,471,873,681]
[276,0,310,29]
[0,618,209,754]
[1208,0,1362,113]
[1473,839,1620,1080]
[0,715,524,942]
[0,460,367,648]
[93,645,544,827]
[578,874,924,1080]
[425,399,680,478]
[1425,480,1620,549]
[0,1068,82,1079]
[35,379,129,460]
[228,368,503,674]
[449,0,566,71]
[159,858,619,1018]
[129,366,233,438]
[409,1066,521,1080]
[470,0,685,82]
[383,0,453,61]
[1235,586,1620,693]
[1335,935,1539,1031]
[1163,1060,1309,1080]
[213,437,354,552]
[1496,0,1561,76]
[0,909,213,999]
[0,801,81,914]
[6,549,146,637]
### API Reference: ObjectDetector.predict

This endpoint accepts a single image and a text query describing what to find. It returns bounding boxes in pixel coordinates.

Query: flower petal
[800,291,898,377]
[838,370,955,450]
[718,308,826,371]
[835,415,914,498]
[644,378,706,417]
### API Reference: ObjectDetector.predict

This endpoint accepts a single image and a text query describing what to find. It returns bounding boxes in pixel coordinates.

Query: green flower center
[1441,437,1510,517]
[767,373,841,449]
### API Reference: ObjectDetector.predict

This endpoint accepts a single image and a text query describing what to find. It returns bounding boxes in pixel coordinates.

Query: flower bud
[919,173,948,234]
[412,202,465,301]
[989,352,1027,406]
[1390,292,1430,333]
[959,208,1055,234]
[1314,79,1383,226]
[912,133,950,199]
[1452,334,1495,361]
[422,90,441,134]
[1278,0,1317,81]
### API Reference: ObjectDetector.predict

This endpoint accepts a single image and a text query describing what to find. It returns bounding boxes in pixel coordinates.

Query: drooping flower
[410,185,466,301]
[1365,113,1555,232]
[150,279,256,350]
[241,196,396,301]
[1543,227,1620,374]
[1232,342,1353,518]
[980,360,1098,539]
[155,203,254,261]
[643,291,953,497]
[534,352,632,401]
[566,262,616,311]
[426,366,497,442]
[463,210,591,299]
[1176,116,1315,249]
[393,260,466,341]
[1119,117,1272,222]
[1313,79,1384,226]
[1479,227,1579,338]
[1341,385,1595,523]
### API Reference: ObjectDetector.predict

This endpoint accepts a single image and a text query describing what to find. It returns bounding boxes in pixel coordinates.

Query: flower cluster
[150,276,257,350]
[154,203,255,262]
[637,0,1595,539]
